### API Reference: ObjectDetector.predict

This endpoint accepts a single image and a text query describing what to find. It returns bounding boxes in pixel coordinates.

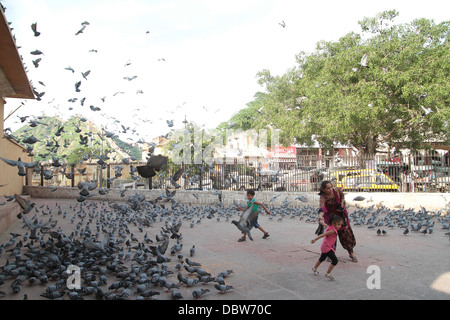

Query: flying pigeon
[360,53,369,68]
[31,22,40,36]
[0,157,39,176]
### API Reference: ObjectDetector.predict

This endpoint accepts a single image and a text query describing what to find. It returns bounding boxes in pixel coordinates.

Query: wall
[0,99,34,196]
[22,186,449,212]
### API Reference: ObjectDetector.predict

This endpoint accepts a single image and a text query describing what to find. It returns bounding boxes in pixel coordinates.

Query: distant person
[317,181,357,262]
[236,189,271,242]
[311,214,344,280]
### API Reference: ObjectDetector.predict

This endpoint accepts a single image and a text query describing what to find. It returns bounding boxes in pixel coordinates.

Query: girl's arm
[311,229,335,243]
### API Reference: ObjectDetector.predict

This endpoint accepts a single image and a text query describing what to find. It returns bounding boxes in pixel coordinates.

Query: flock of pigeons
[0,194,241,300]
[1,5,449,301]
[0,186,449,300]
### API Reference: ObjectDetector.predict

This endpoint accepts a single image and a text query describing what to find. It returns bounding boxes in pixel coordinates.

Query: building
[0,7,35,233]
[0,7,35,196]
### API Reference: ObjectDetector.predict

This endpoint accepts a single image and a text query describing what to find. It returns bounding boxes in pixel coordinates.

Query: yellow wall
[0,99,33,196]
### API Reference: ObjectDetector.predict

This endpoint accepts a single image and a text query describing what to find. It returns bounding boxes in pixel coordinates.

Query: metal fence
[30,150,450,193]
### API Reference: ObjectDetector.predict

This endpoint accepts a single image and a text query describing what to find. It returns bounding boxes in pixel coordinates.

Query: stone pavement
[0,197,449,300]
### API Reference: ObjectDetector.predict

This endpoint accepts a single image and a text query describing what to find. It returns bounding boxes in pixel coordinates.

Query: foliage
[12,115,142,163]
[226,11,450,155]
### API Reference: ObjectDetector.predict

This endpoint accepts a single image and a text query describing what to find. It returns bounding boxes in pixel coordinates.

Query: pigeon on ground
[214,284,234,293]
[192,288,210,299]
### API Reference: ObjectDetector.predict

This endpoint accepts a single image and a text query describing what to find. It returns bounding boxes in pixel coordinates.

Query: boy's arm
[255,201,271,215]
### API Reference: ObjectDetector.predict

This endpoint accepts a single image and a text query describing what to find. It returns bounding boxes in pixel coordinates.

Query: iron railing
[29,151,450,193]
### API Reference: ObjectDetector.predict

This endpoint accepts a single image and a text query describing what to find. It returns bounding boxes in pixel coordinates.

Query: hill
[11,115,142,164]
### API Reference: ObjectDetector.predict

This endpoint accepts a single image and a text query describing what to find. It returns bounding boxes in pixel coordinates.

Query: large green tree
[245,10,450,155]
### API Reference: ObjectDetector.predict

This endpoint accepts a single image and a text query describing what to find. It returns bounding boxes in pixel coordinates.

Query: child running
[310,215,344,280]
[236,189,271,242]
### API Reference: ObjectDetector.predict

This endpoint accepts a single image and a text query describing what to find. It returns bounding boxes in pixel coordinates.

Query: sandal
[349,256,358,263]
[325,273,336,281]
[312,267,319,276]
[238,237,246,242]
[262,233,270,239]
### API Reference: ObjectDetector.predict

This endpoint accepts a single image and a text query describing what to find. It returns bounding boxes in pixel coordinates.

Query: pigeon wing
[14,194,31,210]
[147,155,168,171]
[137,165,156,178]
[0,157,18,167]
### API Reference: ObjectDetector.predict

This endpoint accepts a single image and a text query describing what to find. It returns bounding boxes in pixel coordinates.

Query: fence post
[40,165,44,186]
[71,164,75,188]
[410,152,415,193]
[107,164,111,189]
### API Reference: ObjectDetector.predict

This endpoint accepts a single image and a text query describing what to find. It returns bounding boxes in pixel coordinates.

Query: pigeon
[185,258,201,267]
[30,49,44,55]
[32,58,42,68]
[214,284,234,293]
[420,105,432,115]
[231,206,257,241]
[22,136,39,144]
[231,220,253,241]
[77,181,98,196]
[295,195,308,202]
[192,288,210,299]
[75,25,87,35]
[0,157,39,176]
[218,270,233,278]
[31,22,40,36]
[75,81,81,92]
[190,245,196,257]
[64,66,75,73]
[360,53,369,68]
[171,289,183,299]
[81,70,91,80]
[353,196,365,201]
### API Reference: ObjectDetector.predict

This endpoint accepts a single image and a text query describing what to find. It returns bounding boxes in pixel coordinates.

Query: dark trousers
[319,250,338,266]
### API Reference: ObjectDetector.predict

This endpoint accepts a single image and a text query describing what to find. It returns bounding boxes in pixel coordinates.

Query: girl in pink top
[311,215,344,280]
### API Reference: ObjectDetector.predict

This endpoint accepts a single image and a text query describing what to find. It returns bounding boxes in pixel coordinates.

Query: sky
[2,0,449,143]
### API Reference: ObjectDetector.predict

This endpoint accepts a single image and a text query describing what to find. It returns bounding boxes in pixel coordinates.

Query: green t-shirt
[247,198,259,213]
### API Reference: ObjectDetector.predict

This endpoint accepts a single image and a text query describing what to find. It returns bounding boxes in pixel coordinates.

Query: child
[310,215,344,280]
[236,189,271,242]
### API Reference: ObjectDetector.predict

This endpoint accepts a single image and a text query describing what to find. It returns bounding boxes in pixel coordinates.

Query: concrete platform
[0,197,449,301]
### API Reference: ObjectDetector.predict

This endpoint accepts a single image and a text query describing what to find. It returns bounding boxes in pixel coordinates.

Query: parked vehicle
[341,172,399,191]
[288,172,310,191]
[255,170,286,191]
[329,169,399,191]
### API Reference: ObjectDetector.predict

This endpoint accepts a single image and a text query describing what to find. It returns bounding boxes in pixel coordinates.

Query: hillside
[11,115,142,164]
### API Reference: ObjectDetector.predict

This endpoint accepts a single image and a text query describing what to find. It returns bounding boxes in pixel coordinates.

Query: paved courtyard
[0,197,449,300]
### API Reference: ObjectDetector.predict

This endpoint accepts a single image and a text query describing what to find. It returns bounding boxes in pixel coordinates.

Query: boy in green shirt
[236,189,271,242]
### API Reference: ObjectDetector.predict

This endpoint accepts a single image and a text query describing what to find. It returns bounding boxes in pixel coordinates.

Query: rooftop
[0,8,34,99]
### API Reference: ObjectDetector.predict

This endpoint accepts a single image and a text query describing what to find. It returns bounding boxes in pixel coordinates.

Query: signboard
[267,146,297,158]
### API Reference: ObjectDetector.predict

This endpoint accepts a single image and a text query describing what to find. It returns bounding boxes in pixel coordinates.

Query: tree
[250,11,450,155]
